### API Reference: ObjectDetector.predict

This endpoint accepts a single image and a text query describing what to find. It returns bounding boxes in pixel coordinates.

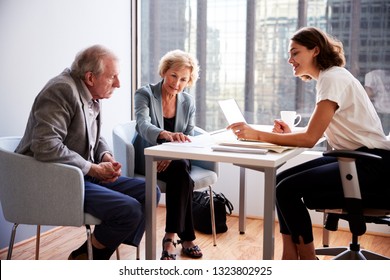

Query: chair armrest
[113,125,136,177]
[323,149,382,161]
[191,159,219,175]
[323,149,382,199]
[0,150,85,226]
[323,149,382,236]
[192,126,219,175]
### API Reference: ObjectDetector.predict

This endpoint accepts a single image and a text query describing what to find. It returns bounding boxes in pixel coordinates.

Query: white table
[144,127,315,260]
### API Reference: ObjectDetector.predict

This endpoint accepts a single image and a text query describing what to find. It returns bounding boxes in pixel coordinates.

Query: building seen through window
[137,0,390,139]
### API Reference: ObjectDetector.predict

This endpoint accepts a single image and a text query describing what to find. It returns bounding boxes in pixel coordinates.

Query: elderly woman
[134,49,202,260]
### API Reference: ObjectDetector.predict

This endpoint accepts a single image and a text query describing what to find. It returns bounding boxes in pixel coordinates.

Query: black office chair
[309,150,390,260]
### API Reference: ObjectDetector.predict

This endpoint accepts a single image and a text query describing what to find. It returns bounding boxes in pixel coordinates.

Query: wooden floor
[1,206,390,260]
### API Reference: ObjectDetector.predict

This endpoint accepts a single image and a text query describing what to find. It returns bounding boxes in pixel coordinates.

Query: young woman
[227,26,390,260]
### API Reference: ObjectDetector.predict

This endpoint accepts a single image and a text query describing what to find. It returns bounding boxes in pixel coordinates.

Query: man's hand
[88,153,122,183]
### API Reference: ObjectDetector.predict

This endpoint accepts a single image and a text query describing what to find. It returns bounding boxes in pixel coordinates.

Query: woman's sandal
[178,240,203,259]
[160,238,176,260]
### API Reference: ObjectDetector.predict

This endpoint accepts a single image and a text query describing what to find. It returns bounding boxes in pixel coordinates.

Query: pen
[209,128,227,135]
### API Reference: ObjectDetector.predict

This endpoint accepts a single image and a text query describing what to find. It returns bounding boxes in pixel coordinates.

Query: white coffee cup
[280,111,301,128]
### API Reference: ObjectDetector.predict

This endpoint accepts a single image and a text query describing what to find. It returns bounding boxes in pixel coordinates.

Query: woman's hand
[157,159,172,173]
[272,119,292,134]
[159,131,191,142]
[226,122,259,141]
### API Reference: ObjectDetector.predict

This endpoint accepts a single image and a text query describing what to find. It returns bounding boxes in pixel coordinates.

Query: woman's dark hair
[291,27,346,81]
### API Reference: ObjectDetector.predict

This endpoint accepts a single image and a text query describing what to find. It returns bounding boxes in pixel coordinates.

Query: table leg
[235,164,277,259]
[322,213,330,247]
[239,167,246,234]
[262,167,276,260]
[145,155,157,260]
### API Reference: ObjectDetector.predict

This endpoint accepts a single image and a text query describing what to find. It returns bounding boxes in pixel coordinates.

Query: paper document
[218,99,246,125]
[211,145,268,154]
[161,133,215,148]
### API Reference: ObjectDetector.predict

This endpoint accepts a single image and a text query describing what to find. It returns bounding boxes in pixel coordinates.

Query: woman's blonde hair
[158,49,200,88]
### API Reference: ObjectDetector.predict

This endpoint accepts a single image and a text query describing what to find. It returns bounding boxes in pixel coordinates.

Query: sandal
[160,238,176,260]
[178,240,203,259]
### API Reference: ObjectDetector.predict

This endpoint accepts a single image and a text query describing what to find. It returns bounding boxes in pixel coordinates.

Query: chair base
[7,223,132,260]
[315,246,390,260]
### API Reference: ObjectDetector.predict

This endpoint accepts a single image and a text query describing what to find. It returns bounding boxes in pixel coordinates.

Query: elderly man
[16,45,160,260]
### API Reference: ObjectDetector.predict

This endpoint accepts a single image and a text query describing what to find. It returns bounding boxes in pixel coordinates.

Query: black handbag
[192,190,234,234]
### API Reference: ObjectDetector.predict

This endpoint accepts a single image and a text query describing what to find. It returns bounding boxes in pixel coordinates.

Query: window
[135,0,390,137]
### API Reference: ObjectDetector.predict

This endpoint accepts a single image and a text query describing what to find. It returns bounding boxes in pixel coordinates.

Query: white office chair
[0,136,138,260]
[310,150,390,260]
[112,121,219,245]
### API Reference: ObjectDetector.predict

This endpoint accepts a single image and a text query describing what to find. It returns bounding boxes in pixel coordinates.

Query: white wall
[0,0,132,144]
[0,0,132,249]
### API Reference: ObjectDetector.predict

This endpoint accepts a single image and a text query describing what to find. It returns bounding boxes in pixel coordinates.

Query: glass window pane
[138,0,390,139]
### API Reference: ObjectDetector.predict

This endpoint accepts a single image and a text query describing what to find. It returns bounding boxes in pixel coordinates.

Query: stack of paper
[216,139,294,153]
[211,145,268,154]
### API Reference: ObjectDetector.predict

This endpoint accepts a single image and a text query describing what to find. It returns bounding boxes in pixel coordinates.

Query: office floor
[1,206,390,260]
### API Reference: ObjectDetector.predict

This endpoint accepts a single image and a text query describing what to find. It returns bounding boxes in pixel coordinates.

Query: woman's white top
[316,66,390,150]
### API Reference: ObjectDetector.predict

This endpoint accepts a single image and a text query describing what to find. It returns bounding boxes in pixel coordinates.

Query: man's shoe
[68,240,89,260]
[67,239,114,260]
[68,250,89,260]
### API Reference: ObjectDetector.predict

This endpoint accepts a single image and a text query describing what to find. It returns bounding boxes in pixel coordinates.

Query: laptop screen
[218,99,246,125]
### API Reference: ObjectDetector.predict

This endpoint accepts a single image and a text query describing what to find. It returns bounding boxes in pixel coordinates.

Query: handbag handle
[196,189,234,215]
[215,192,234,215]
